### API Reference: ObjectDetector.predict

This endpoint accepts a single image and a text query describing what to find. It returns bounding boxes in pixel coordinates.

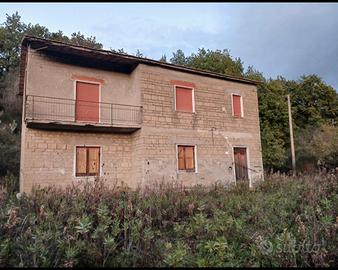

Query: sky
[1,3,338,89]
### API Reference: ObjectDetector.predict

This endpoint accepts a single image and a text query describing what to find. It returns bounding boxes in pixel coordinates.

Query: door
[75,81,100,122]
[234,147,249,182]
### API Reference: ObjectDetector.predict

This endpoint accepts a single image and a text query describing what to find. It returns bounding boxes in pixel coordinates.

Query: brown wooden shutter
[177,145,195,171]
[233,95,242,117]
[178,146,185,170]
[88,147,100,175]
[185,146,195,170]
[176,87,193,112]
[76,147,87,176]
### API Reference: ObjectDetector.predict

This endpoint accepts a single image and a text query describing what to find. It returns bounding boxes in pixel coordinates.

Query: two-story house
[19,36,264,193]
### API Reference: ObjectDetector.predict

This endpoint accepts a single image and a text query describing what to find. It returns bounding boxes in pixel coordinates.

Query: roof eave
[20,35,262,86]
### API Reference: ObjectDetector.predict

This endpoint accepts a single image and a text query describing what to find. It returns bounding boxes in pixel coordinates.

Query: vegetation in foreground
[0,173,337,267]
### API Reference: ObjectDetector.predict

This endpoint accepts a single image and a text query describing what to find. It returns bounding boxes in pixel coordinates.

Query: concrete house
[19,36,264,193]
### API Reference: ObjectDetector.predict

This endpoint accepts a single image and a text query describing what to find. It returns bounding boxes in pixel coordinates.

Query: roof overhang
[19,35,261,95]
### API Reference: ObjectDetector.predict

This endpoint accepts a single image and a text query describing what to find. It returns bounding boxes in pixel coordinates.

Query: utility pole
[287,94,296,175]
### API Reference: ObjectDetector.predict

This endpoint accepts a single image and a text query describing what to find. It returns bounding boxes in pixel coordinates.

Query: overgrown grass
[0,173,337,267]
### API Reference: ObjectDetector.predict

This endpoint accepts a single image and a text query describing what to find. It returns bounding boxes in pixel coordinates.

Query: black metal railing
[25,95,143,126]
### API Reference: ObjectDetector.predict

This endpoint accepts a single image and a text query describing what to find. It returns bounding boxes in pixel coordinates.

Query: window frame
[176,144,198,173]
[174,85,195,113]
[75,146,101,177]
[231,93,244,118]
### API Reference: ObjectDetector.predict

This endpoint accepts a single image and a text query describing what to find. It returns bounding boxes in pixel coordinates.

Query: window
[177,145,196,171]
[76,146,100,176]
[75,81,100,122]
[175,86,194,112]
[232,94,243,118]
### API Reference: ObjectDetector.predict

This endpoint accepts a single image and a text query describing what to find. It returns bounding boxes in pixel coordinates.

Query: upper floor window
[75,81,100,122]
[177,145,196,172]
[232,94,243,118]
[76,146,100,176]
[175,86,194,113]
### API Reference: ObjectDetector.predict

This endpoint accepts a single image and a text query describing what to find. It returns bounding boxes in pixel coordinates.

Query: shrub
[0,173,337,267]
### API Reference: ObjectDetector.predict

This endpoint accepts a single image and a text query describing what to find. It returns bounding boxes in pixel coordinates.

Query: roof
[19,35,261,94]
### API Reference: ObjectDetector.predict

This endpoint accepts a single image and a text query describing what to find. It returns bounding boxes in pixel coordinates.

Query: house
[19,36,264,193]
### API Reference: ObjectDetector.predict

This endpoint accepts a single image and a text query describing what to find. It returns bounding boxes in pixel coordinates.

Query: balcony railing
[25,95,143,128]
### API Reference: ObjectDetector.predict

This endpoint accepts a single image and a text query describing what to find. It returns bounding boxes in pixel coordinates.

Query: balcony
[24,95,142,133]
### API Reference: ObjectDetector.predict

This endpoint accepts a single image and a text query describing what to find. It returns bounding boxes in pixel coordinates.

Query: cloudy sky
[1,3,338,89]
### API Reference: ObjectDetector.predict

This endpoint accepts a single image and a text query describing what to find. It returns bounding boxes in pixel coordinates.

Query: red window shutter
[176,87,193,112]
[233,95,242,117]
[76,82,100,122]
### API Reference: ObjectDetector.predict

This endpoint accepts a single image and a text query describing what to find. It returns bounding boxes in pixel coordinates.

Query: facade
[19,36,264,193]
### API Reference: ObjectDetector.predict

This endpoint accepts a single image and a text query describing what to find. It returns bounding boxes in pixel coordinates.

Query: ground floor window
[76,146,100,176]
[177,145,196,172]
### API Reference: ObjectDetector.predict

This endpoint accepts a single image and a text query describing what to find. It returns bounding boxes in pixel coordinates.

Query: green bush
[0,173,337,267]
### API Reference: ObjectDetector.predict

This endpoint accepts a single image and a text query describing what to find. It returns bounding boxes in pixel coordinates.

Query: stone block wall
[20,50,264,192]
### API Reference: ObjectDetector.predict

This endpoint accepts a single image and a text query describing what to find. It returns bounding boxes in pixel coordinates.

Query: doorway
[233,147,249,183]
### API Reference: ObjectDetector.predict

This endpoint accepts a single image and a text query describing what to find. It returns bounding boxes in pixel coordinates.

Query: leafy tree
[295,124,338,171]
[170,49,187,66]
[186,48,244,76]
[68,31,102,49]
[290,75,338,129]
[0,128,20,177]
[170,48,245,77]
[0,12,102,77]
[260,124,287,170]
[257,78,290,170]
[0,12,26,75]
[244,65,265,82]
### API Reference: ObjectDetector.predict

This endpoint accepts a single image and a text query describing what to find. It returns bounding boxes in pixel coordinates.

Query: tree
[68,32,102,49]
[295,124,338,171]
[170,49,187,66]
[0,12,103,77]
[245,65,265,82]
[135,49,144,58]
[257,78,290,170]
[260,124,287,170]
[290,75,338,129]
[0,128,20,177]
[159,54,167,63]
[110,48,127,54]
[186,48,244,76]
[171,48,245,77]
[0,12,26,75]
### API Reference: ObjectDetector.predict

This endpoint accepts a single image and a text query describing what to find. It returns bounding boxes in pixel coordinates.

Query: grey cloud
[89,4,338,89]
